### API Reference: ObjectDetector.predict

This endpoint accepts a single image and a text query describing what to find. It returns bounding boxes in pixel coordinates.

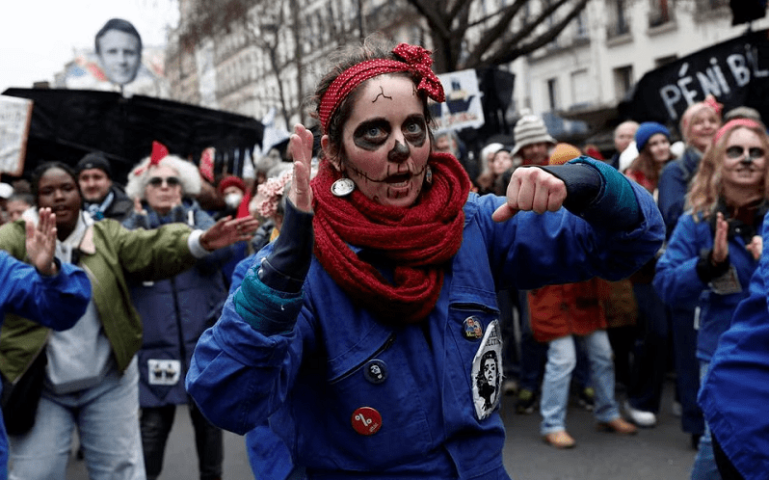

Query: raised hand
[492,167,567,222]
[26,208,58,275]
[288,124,314,213]
[712,212,729,264]
[133,197,147,215]
[747,235,762,261]
[200,215,260,251]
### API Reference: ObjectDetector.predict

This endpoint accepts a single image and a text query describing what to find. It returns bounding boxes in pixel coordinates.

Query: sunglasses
[148,176,181,187]
[725,146,765,161]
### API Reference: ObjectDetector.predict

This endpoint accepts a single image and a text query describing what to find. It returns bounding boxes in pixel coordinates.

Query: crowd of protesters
[0,35,766,480]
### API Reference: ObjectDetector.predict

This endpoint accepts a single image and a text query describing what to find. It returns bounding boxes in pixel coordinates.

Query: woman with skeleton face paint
[188,36,665,480]
[655,118,769,480]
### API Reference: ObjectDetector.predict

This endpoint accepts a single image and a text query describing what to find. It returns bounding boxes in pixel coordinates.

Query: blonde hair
[687,122,769,219]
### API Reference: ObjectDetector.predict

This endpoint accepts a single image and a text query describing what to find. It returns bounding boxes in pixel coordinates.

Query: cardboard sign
[432,69,486,134]
[0,95,33,176]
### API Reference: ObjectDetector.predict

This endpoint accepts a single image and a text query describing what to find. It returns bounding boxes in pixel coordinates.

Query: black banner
[619,29,769,130]
[1,88,264,184]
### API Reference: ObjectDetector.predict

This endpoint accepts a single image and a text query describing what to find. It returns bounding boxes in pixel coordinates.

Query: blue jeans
[9,358,145,480]
[691,361,721,480]
[540,330,619,435]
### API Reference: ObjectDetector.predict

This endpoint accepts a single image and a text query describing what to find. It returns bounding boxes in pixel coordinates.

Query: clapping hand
[492,167,567,222]
[26,208,58,276]
[200,215,260,251]
[747,235,763,261]
[712,212,729,265]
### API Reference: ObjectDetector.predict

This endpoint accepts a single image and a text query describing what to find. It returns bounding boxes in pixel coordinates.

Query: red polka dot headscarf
[318,43,445,134]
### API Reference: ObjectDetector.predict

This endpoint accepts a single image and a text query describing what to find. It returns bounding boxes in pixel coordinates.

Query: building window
[655,55,677,67]
[575,10,588,38]
[613,65,634,101]
[607,0,630,38]
[571,70,591,107]
[547,78,559,111]
[649,0,671,27]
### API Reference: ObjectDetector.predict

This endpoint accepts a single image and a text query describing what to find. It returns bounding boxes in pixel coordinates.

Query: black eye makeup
[352,116,427,152]
[353,119,391,151]
[725,146,765,161]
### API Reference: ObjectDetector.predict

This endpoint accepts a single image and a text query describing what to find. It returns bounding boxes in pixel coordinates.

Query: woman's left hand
[200,215,260,251]
[747,234,762,261]
[492,167,567,222]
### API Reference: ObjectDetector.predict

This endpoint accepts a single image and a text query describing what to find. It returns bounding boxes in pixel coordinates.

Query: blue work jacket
[0,252,91,480]
[654,211,759,362]
[187,186,663,480]
[699,211,769,480]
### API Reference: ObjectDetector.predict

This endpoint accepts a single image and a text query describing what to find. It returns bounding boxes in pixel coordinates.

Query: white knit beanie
[512,110,556,157]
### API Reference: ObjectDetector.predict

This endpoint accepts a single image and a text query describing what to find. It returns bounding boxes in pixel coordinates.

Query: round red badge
[351,406,382,436]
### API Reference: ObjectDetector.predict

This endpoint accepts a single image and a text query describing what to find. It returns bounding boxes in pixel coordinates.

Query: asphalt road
[66,379,695,480]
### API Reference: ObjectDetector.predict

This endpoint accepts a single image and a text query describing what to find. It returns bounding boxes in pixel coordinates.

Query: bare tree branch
[403,0,591,72]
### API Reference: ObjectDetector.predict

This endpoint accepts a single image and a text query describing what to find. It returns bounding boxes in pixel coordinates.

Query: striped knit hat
[512,110,556,157]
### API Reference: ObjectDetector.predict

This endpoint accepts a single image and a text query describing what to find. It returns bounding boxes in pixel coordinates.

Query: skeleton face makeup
[333,75,431,208]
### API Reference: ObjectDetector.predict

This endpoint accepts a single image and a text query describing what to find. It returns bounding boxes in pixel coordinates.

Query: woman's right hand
[288,124,314,213]
[133,197,147,215]
[712,212,729,264]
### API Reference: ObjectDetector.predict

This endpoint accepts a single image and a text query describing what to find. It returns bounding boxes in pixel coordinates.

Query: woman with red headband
[187,37,664,479]
[654,118,769,480]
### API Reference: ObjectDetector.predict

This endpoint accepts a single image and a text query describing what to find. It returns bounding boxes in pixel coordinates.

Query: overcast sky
[0,0,179,93]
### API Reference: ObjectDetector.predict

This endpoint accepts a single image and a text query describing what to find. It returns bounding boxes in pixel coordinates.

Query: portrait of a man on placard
[94,18,142,86]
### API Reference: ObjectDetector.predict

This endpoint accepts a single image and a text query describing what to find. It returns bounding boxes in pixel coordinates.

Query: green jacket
[0,217,197,383]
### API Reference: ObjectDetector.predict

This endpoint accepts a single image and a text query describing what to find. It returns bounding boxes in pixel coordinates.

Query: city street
[66,378,695,480]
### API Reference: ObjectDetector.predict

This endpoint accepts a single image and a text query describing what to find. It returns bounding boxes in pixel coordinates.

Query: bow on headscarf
[318,43,445,133]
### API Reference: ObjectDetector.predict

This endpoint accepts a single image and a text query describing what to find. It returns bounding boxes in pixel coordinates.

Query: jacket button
[462,316,483,339]
[364,359,388,384]
[351,407,382,435]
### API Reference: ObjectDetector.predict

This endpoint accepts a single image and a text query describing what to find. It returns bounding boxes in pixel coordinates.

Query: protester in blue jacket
[655,118,768,480]
[187,37,665,480]
[0,208,91,479]
[655,95,723,446]
[699,189,769,480]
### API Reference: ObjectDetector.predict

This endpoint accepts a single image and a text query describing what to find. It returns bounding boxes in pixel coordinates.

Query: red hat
[217,176,246,195]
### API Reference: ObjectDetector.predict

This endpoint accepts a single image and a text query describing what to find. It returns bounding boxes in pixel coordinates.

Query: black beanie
[76,152,112,179]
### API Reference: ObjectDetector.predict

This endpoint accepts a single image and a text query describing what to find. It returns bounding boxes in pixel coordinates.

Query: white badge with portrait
[471,319,503,421]
[147,359,181,386]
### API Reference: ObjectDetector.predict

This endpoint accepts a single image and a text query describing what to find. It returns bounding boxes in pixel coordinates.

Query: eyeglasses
[725,146,765,161]
[148,176,181,187]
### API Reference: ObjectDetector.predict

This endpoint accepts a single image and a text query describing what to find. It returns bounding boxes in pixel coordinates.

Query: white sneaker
[624,401,657,427]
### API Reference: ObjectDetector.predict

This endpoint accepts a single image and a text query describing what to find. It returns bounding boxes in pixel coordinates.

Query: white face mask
[224,192,243,209]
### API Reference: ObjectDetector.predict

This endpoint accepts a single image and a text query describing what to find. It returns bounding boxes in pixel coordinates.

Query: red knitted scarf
[311,152,471,323]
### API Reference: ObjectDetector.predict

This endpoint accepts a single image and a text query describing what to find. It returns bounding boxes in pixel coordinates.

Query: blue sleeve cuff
[567,156,641,230]
[234,266,304,335]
